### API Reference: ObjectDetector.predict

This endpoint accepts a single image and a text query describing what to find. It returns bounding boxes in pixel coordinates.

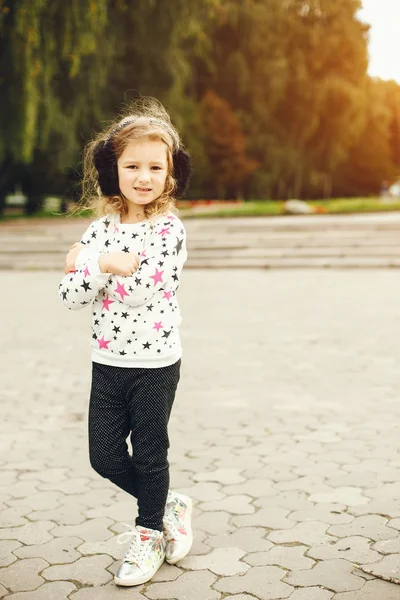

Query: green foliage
[199,90,258,198]
[1,0,400,214]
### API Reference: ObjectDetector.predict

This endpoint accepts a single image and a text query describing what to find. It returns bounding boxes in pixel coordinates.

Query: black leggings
[88,359,181,531]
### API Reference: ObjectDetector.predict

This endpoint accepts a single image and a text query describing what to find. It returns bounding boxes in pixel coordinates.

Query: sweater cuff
[76,249,108,283]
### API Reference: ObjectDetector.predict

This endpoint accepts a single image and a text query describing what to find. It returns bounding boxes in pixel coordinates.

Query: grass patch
[2,197,400,222]
[0,207,94,221]
[182,197,400,218]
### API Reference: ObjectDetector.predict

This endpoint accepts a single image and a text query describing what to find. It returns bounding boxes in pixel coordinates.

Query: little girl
[59,98,193,587]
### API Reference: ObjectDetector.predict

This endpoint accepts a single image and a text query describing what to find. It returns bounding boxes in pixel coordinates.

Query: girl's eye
[152,166,162,170]
[127,165,137,169]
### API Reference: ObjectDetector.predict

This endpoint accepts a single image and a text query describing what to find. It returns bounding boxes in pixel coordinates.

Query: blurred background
[1,0,400,217]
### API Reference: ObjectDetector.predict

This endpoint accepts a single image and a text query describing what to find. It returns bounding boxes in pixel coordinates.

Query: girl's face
[117,138,169,212]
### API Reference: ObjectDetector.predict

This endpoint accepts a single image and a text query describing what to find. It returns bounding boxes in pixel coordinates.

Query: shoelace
[163,512,180,542]
[117,523,149,564]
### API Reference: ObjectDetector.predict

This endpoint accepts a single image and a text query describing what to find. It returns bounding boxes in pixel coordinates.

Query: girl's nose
[137,170,151,182]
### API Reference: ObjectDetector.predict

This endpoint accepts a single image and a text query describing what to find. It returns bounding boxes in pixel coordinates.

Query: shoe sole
[165,496,193,564]
[114,553,165,587]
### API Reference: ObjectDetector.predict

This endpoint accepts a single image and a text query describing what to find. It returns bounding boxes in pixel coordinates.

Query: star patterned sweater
[58,211,187,368]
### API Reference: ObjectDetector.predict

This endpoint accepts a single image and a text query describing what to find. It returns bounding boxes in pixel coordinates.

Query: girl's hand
[64,242,85,274]
[99,252,139,276]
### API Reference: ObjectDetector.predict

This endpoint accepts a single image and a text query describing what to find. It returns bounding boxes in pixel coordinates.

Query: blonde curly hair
[81,98,181,220]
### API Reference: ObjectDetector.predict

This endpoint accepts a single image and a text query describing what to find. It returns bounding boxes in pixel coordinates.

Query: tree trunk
[323,173,333,199]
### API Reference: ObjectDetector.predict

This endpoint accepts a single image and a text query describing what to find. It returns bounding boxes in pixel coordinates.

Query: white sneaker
[114,524,165,586]
[163,490,193,564]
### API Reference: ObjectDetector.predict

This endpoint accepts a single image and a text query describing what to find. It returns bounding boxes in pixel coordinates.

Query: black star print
[113,336,117,340]
[113,326,121,333]
[92,333,97,339]
[175,237,184,254]
[141,258,150,266]
[132,232,138,239]
[158,261,164,267]
[147,304,154,311]
[143,342,151,349]
[61,291,68,300]
[127,339,132,344]
[113,311,117,315]
[91,231,97,238]
[121,312,128,319]
[157,349,161,353]
[172,274,179,282]
[94,319,99,325]
[146,283,150,289]
[135,277,141,285]
[105,240,110,247]
[161,250,169,257]
[122,246,129,253]
[162,330,171,339]
[129,286,133,292]
[80,301,89,305]
[119,350,127,355]
[104,218,110,227]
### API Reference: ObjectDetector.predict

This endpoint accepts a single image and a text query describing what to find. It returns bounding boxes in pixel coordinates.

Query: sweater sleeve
[58,219,109,311]
[106,216,187,308]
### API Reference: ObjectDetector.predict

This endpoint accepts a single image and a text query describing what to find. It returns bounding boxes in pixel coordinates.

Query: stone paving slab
[1,269,400,598]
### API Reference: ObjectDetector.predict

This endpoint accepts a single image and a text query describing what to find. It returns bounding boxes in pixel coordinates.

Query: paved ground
[1,267,400,599]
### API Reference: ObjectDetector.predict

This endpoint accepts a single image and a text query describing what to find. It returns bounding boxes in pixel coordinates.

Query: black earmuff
[93,138,192,198]
[92,141,119,197]
[173,148,192,198]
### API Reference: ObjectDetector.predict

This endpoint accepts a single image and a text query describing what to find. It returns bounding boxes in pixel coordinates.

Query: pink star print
[102,296,114,311]
[114,225,119,233]
[83,266,90,278]
[140,250,147,257]
[153,321,163,331]
[150,268,164,286]
[114,281,129,300]
[163,290,172,301]
[97,336,111,349]
[159,227,171,236]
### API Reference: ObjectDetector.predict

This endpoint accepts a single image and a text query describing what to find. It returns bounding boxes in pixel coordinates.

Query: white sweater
[58,211,187,368]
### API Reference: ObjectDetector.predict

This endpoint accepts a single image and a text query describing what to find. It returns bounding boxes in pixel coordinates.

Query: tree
[333,78,398,196]
[199,90,258,198]
[0,0,113,212]
[192,0,371,198]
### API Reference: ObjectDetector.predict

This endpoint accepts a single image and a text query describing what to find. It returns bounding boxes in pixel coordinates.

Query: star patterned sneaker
[163,490,193,564]
[114,524,165,586]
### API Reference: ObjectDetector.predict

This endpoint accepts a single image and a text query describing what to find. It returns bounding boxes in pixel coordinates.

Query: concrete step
[2,255,400,270]
[1,212,400,269]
